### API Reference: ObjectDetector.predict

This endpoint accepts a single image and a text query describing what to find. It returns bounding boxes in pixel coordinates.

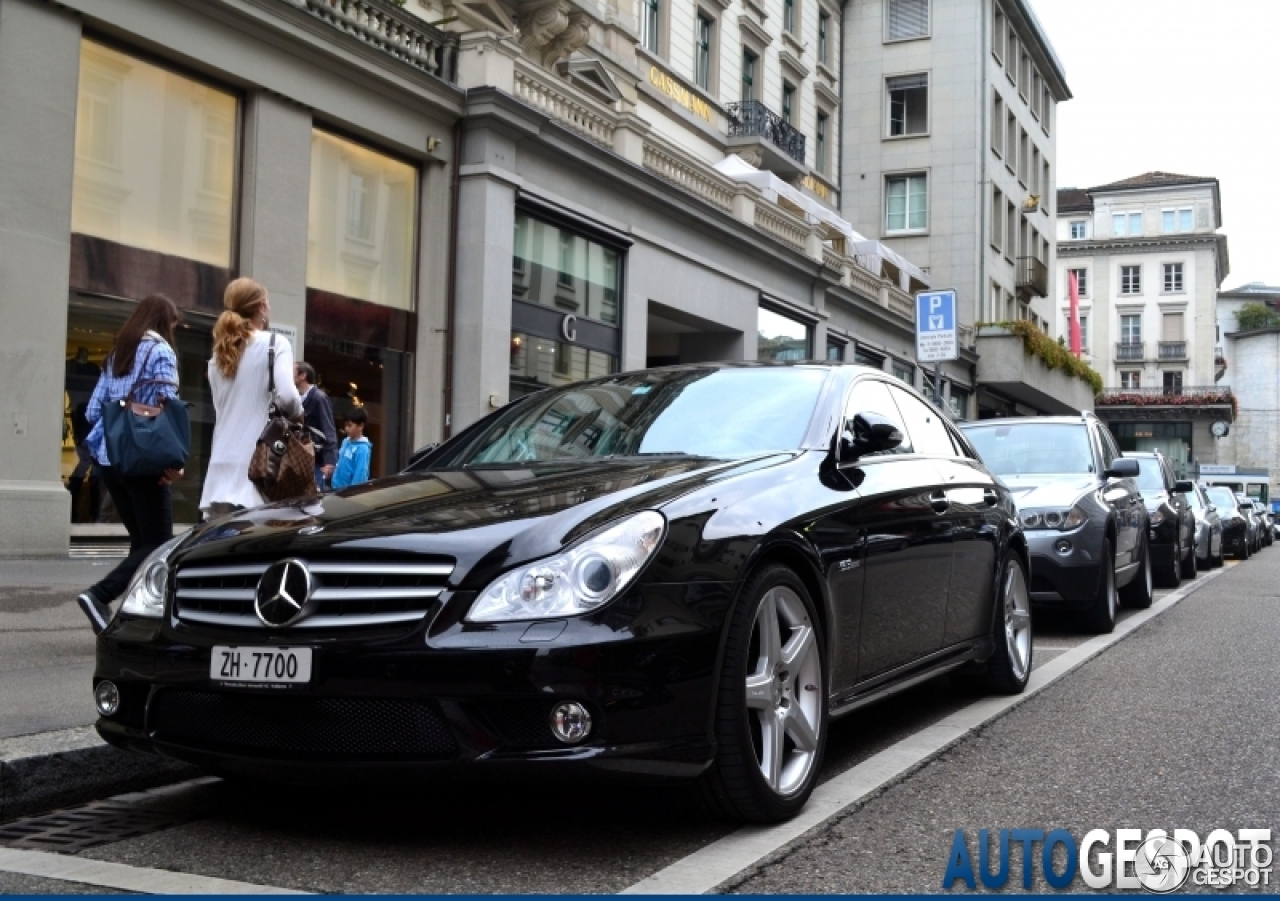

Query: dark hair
[109,294,183,378]
[295,362,317,385]
[346,407,368,427]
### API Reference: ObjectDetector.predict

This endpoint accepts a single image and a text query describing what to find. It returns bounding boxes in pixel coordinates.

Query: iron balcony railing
[1115,341,1145,361]
[1095,386,1235,406]
[1016,256,1049,298]
[726,100,807,165]
[1158,340,1188,360]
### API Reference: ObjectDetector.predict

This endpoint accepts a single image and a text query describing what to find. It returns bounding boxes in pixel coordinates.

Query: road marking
[0,847,308,894]
[621,568,1227,895]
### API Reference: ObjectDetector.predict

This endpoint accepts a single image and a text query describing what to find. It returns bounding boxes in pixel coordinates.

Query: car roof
[959,416,1090,428]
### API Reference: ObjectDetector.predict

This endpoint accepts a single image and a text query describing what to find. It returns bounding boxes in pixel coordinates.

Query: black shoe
[77,592,111,635]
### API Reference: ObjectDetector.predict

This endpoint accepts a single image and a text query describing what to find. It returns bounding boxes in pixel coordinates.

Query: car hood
[174,454,794,587]
[993,473,1099,510]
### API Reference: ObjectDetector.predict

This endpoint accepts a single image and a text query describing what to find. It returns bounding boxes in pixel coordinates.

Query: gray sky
[1031,0,1280,288]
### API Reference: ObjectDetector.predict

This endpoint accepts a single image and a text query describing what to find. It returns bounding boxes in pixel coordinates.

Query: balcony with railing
[1115,341,1145,362]
[1016,256,1048,299]
[725,100,808,177]
[287,0,457,83]
[1158,340,1188,361]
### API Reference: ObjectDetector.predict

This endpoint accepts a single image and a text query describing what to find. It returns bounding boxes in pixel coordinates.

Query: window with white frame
[1120,370,1141,389]
[1162,208,1193,233]
[783,0,796,34]
[818,11,829,63]
[1007,28,1018,84]
[1032,70,1042,118]
[992,3,1004,60]
[1018,127,1028,184]
[1120,313,1142,344]
[885,173,927,232]
[1069,220,1087,239]
[1163,370,1183,393]
[1121,265,1142,295]
[1068,267,1088,296]
[641,0,660,53]
[886,0,929,40]
[1113,211,1142,236]
[782,82,795,123]
[991,91,1004,154]
[1019,53,1030,99]
[1005,199,1015,261]
[815,112,828,174]
[1163,262,1184,293]
[991,186,1004,252]
[741,48,757,101]
[887,73,928,136]
[694,13,713,90]
[1079,313,1090,351]
[1004,109,1016,169]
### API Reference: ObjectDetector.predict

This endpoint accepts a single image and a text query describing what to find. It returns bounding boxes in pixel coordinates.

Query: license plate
[210,646,312,686]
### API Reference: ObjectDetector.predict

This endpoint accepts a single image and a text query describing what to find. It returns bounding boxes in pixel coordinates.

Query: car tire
[1082,538,1118,634]
[1180,534,1197,580]
[984,553,1033,695]
[1119,536,1154,610]
[1153,537,1181,589]
[699,564,827,823]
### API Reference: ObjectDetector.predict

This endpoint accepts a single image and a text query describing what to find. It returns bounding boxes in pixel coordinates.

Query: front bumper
[94,581,734,782]
[1025,527,1105,608]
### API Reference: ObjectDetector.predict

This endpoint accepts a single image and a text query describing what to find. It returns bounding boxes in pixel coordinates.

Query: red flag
[1068,270,1082,357]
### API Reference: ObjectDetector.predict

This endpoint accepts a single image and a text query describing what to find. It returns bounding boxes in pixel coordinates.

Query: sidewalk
[0,558,195,819]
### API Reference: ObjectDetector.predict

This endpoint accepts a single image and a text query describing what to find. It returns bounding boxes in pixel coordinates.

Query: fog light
[95,680,120,717]
[549,701,592,744]
[1054,539,1073,555]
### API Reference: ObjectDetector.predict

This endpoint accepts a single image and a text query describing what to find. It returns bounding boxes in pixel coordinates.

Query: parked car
[1236,495,1263,554]
[1261,510,1275,547]
[961,413,1152,634]
[1126,451,1197,587]
[1184,482,1224,569]
[1206,486,1251,559]
[92,363,1031,824]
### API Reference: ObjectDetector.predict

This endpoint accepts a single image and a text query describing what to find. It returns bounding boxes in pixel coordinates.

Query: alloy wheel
[1002,560,1033,683]
[744,586,822,797]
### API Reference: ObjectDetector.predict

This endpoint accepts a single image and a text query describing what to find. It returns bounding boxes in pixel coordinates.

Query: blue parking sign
[916,289,958,362]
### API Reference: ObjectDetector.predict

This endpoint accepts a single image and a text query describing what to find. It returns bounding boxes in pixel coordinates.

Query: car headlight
[1020,505,1088,531]
[468,511,666,623]
[119,534,186,619]
[1149,509,1166,526]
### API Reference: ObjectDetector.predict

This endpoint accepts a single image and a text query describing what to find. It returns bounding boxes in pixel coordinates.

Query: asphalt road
[0,550,1274,893]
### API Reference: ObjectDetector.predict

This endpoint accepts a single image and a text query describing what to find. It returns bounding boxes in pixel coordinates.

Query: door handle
[929,490,950,514]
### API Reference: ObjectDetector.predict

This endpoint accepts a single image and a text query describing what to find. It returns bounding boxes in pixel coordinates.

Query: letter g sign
[561,314,578,343]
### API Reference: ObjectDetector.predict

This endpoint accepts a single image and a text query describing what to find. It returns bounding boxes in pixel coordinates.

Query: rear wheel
[1180,532,1197,580]
[1119,537,1154,610]
[985,554,1033,694]
[699,565,827,823]
[1082,538,1117,634]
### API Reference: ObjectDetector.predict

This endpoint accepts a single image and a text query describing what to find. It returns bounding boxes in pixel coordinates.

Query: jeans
[88,466,173,603]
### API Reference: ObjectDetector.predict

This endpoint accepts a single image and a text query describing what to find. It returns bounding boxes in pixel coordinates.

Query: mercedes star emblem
[254,558,313,627]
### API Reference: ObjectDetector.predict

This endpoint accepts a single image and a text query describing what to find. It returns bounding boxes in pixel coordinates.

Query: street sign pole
[915,289,959,411]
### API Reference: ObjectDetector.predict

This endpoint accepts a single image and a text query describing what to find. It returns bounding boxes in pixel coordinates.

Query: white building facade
[1057,173,1232,475]
[839,0,1077,416]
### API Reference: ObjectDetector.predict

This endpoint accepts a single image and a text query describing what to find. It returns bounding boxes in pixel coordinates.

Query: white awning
[712,154,931,290]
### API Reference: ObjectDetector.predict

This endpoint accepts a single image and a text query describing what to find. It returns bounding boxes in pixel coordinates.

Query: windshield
[1132,458,1167,493]
[1207,487,1236,510]
[962,423,1094,476]
[436,367,830,466]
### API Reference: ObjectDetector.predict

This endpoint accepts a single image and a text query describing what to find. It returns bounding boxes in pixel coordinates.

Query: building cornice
[1059,233,1229,285]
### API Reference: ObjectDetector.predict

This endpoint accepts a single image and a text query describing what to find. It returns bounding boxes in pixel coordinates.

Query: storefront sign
[561,314,579,343]
[269,322,299,351]
[649,66,712,121]
[1199,464,1236,475]
[801,175,831,201]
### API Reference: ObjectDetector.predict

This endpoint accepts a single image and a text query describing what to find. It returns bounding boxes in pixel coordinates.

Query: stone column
[0,0,82,555]
[451,128,518,431]
[238,92,313,345]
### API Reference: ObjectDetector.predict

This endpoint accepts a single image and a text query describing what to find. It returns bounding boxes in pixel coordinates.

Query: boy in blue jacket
[331,407,372,489]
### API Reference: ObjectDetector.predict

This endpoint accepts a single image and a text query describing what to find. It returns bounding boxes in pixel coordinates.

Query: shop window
[757,307,811,361]
[307,130,418,312]
[510,332,616,397]
[70,40,239,309]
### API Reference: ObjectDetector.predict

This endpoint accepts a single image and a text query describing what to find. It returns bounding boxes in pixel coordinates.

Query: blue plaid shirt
[84,335,179,467]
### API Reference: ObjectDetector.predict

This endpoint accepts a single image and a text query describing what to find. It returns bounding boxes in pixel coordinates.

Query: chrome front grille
[173,559,454,630]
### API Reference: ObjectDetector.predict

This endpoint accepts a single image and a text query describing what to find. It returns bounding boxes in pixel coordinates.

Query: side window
[845,378,912,455]
[1096,425,1119,472]
[887,385,957,457]
[946,422,977,460]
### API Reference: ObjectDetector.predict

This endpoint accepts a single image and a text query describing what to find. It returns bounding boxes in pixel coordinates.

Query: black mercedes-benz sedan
[93,363,1029,823]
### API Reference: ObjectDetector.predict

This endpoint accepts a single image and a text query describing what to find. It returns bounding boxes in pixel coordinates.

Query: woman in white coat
[199,277,302,518]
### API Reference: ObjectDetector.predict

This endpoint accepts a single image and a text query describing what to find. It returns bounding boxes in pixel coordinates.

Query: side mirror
[1105,458,1140,479]
[840,412,904,462]
[1208,505,1217,513]
[1174,480,1195,493]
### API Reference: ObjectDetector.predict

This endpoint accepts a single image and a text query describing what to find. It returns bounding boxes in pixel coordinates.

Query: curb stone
[0,727,199,821]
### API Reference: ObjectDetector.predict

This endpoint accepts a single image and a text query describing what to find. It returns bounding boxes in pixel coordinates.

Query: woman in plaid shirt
[76,295,185,634]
